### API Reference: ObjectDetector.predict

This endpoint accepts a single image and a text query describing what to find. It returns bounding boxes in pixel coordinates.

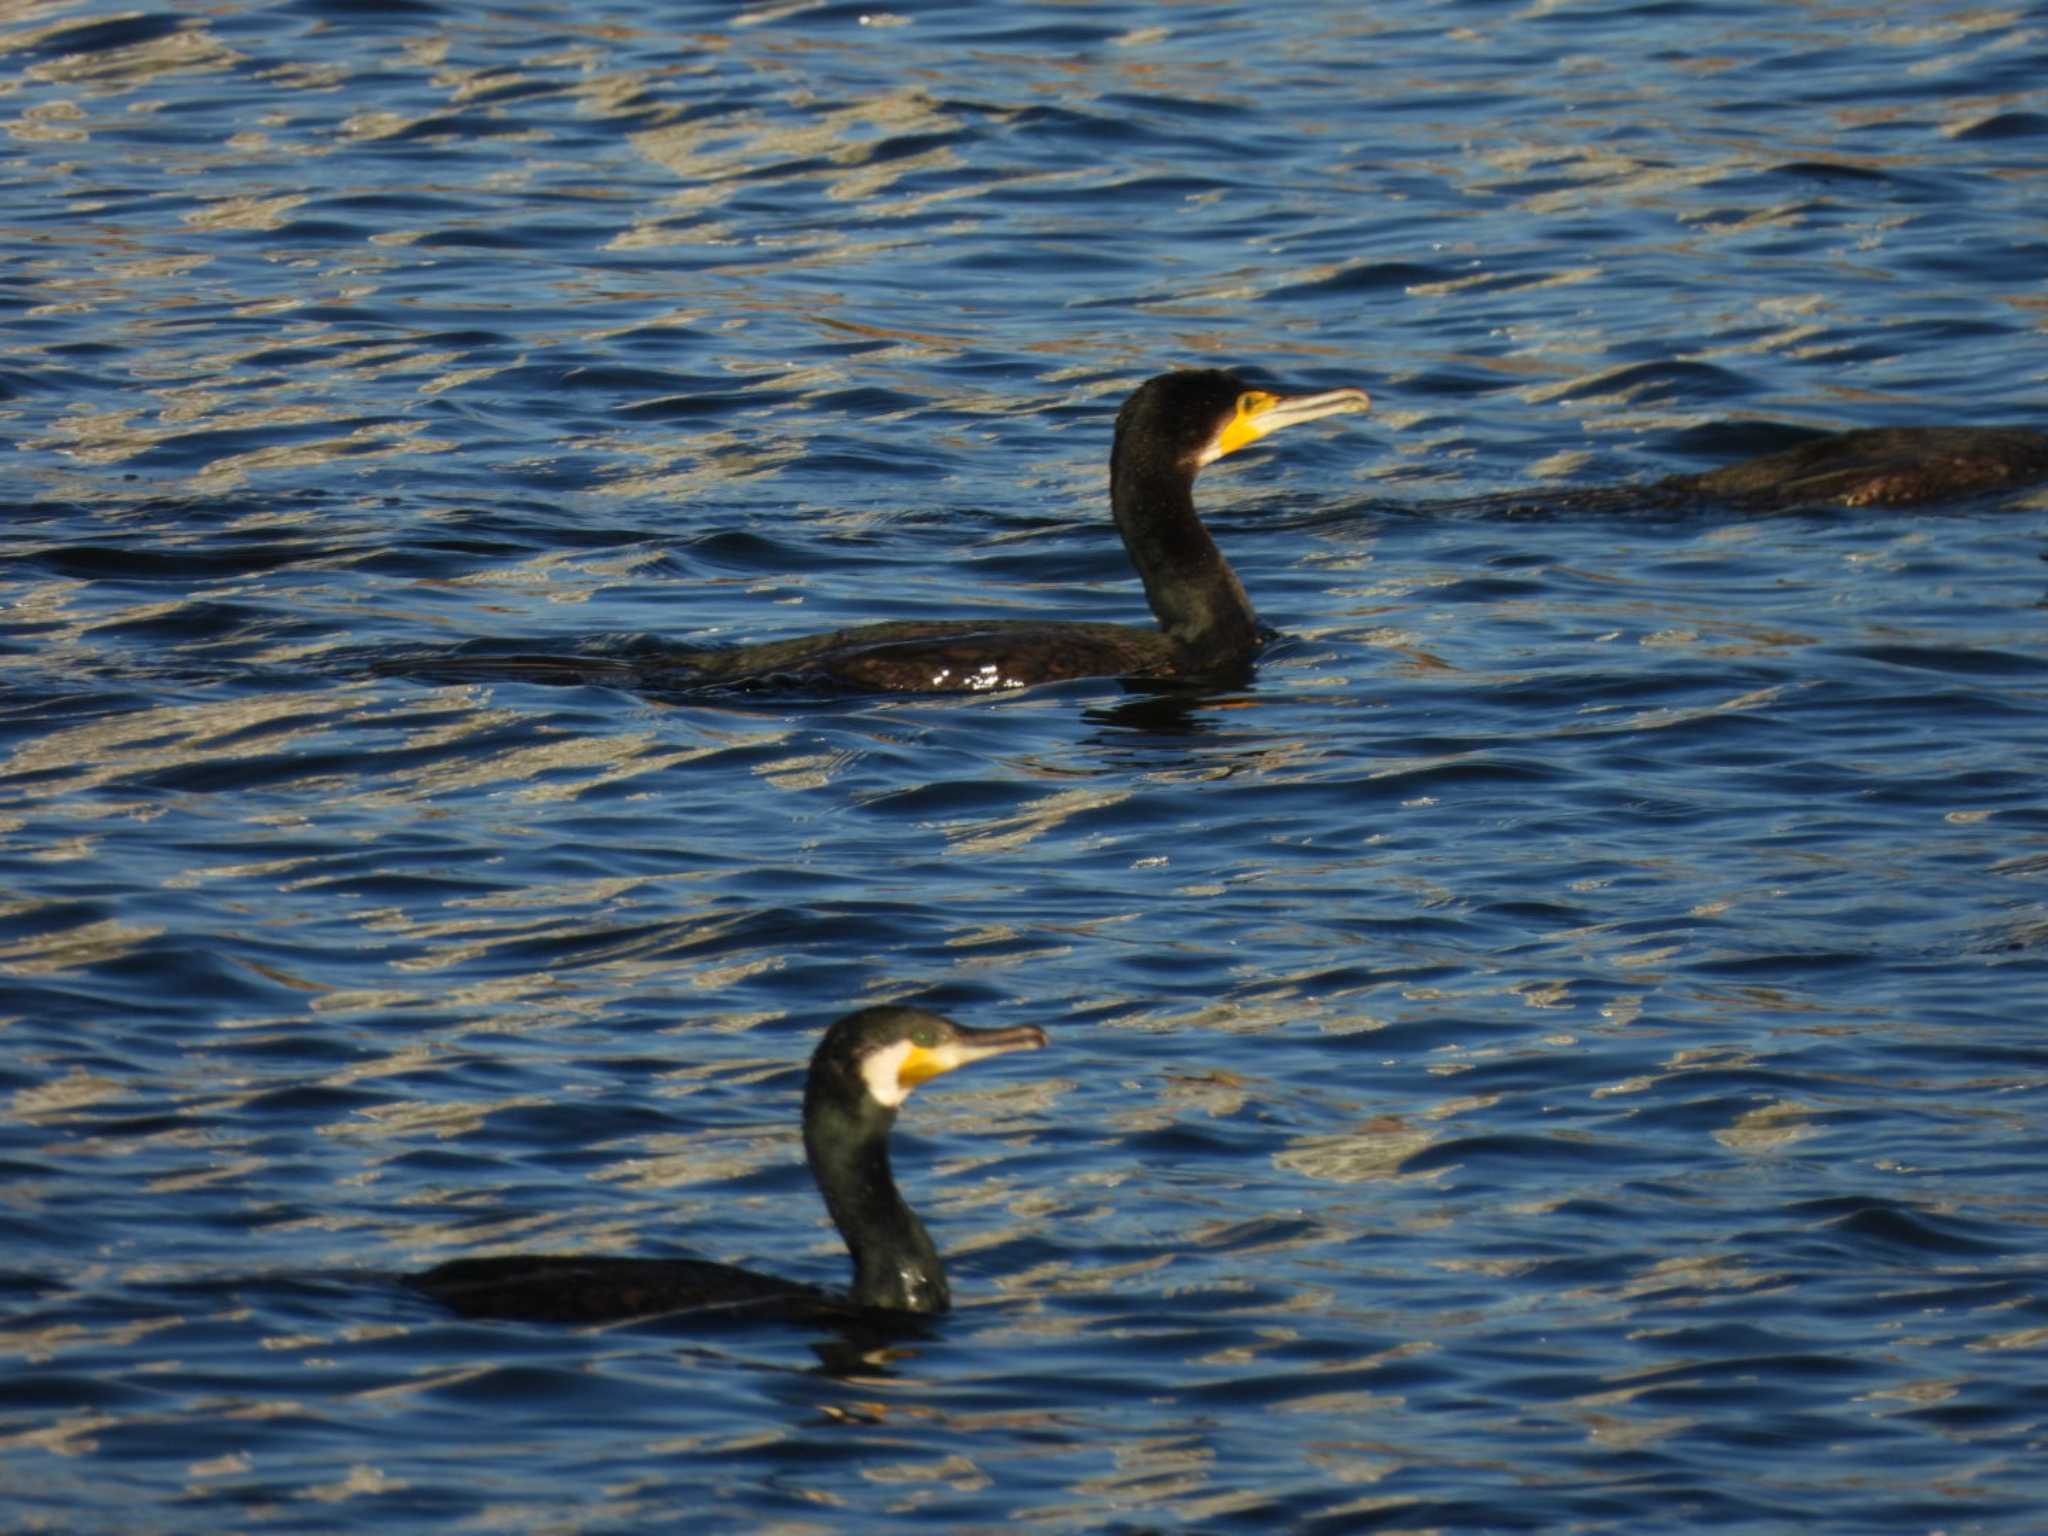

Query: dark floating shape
[410,1006,1048,1325]
[380,369,1371,697]
[1658,426,2048,510]
[1471,422,2048,521]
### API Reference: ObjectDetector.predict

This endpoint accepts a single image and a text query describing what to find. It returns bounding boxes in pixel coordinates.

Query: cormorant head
[814,1006,1049,1111]
[802,1006,1046,1316]
[1114,369,1372,480]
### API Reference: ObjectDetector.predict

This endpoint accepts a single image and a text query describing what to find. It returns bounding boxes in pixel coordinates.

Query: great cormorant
[388,370,1371,696]
[410,1007,1048,1324]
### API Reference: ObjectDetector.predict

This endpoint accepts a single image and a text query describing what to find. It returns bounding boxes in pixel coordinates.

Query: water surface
[4,1,2047,1531]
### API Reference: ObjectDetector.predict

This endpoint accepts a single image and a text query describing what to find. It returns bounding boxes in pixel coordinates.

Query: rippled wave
[4,0,2047,1531]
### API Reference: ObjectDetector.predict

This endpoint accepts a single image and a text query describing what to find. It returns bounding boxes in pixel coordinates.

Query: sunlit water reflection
[4,1,2047,1531]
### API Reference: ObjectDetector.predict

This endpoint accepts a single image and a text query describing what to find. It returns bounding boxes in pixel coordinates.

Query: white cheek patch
[860,1039,915,1108]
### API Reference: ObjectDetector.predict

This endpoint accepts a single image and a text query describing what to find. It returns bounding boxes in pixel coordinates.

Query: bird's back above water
[376,370,1372,698]
[409,1007,1049,1326]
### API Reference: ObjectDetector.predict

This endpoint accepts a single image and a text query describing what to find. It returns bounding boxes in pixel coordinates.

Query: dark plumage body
[385,370,1371,697]
[410,1007,1047,1325]
[1658,425,2048,510]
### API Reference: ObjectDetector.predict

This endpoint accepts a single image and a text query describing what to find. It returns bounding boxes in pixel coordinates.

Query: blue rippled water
[5,1,2048,1531]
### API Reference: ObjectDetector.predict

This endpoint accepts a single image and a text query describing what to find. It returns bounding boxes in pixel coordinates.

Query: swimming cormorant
[389,369,1371,696]
[410,1006,1048,1324]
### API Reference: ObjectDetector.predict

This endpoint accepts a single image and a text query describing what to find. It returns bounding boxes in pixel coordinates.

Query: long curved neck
[803,1089,949,1314]
[1110,445,1261,669]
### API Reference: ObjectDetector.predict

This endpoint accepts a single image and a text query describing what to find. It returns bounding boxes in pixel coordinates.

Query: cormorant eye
[911,1023,937,1048]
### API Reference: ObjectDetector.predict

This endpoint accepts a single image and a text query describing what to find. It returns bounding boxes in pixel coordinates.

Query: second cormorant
[410,1006,1048,1325]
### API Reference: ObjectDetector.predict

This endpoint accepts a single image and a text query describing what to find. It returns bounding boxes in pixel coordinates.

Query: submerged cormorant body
[410,1007,1047,1325]
[1655,425,2048,510]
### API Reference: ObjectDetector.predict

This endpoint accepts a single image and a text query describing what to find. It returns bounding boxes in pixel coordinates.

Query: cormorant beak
[897,1022,1049,1092]
[1201,385,1373,466]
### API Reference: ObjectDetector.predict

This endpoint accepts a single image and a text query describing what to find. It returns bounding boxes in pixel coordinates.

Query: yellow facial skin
[1198,385,1373,467]
[857,1025,1049,1108]
[1212,391,1281,461]
[897,1042,954,1090]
